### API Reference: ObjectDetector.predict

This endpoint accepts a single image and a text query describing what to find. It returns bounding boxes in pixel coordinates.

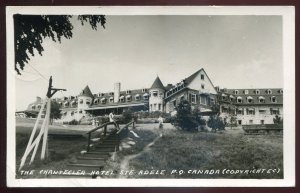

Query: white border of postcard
[6,6,295,187]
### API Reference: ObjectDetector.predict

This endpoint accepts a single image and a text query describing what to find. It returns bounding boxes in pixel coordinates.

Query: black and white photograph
[6,6,295,187]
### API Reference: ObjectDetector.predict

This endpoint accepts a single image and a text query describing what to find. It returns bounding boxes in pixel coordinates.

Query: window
[259,109,266,114]
[135,95,140,101]
[126,95,132,102]
[150,104,152,111]
[247,96,253,103]
[143,93,149,100]
[270,108,280,115]
[259,96,265,103]
[79,110,82,114]
[32,105,36,110]
[86,100,91,105]
[142,88,147,93]
[237,109,243,115]
[119,96,125,102]
[267,89,272,94]
[71,111,74,116]
[222,106,228,113]
[126,90,131,94]
[210,98,215,104]
[101,98,106,104]
[244,90,249,94]
[152,91,158,97]
[222,94,227,100]
[237,97,242,103]
[79,99,83,104]
[271,96,277,103]
[109,97,114,103]
[279,89,283,94]
[255,89,260,94]
[199,95,206,105]
[234,90,239,95]
[201,74,205,80]
[229,95,234,102]
[261,120,265,125]
[238,120,242,125]
[247,108,255,115]
[190,94,197,104]
[158,104,161,111]
[153,104,157,111]
[249,120,253,124]
[109,92,114,96]
[94,99,99,104]
[37,105,41,109]
[201,84,205,89]
[172,100,177,107]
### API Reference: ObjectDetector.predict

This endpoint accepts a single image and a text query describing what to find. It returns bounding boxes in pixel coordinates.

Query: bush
[173,100,199,131]
[207,115,225,132]
[68,119,79,125]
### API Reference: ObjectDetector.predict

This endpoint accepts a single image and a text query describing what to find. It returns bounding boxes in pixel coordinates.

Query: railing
[86,122,115,152]
[86,119,136,152]
[242,124,283,134]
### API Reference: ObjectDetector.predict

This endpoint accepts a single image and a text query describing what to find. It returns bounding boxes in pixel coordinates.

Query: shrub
[207,115,225,132]
[68,119,79,125]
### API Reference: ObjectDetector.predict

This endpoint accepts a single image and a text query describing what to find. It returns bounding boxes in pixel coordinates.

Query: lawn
[105,124,283,179]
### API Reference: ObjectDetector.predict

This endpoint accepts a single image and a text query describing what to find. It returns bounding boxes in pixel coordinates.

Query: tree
[174,100,198,131]
[50,101,62,124]
[273,115,283,125]
[14,14,106,75]
[207,115,225,132]
[192,106,206,131]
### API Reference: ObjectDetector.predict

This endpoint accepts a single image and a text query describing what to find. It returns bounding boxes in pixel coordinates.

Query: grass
[105,126,283,179]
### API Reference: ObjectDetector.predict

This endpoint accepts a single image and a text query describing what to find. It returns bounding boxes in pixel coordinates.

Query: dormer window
[267,89,272,94]
[201,74,204,80]
[109,97,114,103]
[98,93,104,97]
[222,94,227,100]
[64,101,69,107]
[234,90,239,95]
[37,105,41,109]
[135,94,140,101]
[126,95,132,102]
[247,96,253,103]
[255,90,260,94]
[119,95,125,102]
[142,88,147,93]
[101,98,106,104]
[244,90,249,94]
[143,93,149,100]
[279,89,283,94]
[32,105,36,110]
[109,92,114,96]
[237,96,242,103]
[126,90,131,94]
[271,96,277,103]
[229,95,234,102]
[94,98,99,104]
[259,96,265,103]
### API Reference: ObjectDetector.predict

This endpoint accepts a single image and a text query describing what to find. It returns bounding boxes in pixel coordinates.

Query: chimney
[36,96,42,102]
[114,82,121,103]
[215,86,220,92]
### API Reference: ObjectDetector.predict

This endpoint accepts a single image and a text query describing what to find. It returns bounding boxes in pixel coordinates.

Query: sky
[15,15,283,111]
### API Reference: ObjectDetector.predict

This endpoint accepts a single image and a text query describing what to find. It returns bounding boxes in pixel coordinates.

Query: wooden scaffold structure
[19,76,66,170]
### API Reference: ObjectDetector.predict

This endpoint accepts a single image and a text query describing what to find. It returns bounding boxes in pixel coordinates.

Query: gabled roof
[184,69,203,85]
[79,85,94,98]
[150,76,165,90]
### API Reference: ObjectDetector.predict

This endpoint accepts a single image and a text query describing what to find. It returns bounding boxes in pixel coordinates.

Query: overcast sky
[15,15,283,110]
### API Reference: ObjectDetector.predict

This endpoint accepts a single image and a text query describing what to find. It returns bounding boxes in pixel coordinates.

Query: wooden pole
[41,98,51,160]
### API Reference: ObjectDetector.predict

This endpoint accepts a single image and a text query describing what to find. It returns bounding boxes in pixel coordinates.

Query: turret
[77,85,93,119]
[149,76,165,112]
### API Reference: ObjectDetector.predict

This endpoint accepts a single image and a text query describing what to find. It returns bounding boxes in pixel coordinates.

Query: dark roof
[79,85,94,98]
[150,76,165,90]
[218,88,283,105]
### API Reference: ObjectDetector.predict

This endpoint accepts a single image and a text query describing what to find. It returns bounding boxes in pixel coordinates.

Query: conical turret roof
[79,85,93,98]
[150,76,165,90]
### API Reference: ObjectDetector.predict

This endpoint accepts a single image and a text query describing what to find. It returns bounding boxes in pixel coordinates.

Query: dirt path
[117,133,162,178]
